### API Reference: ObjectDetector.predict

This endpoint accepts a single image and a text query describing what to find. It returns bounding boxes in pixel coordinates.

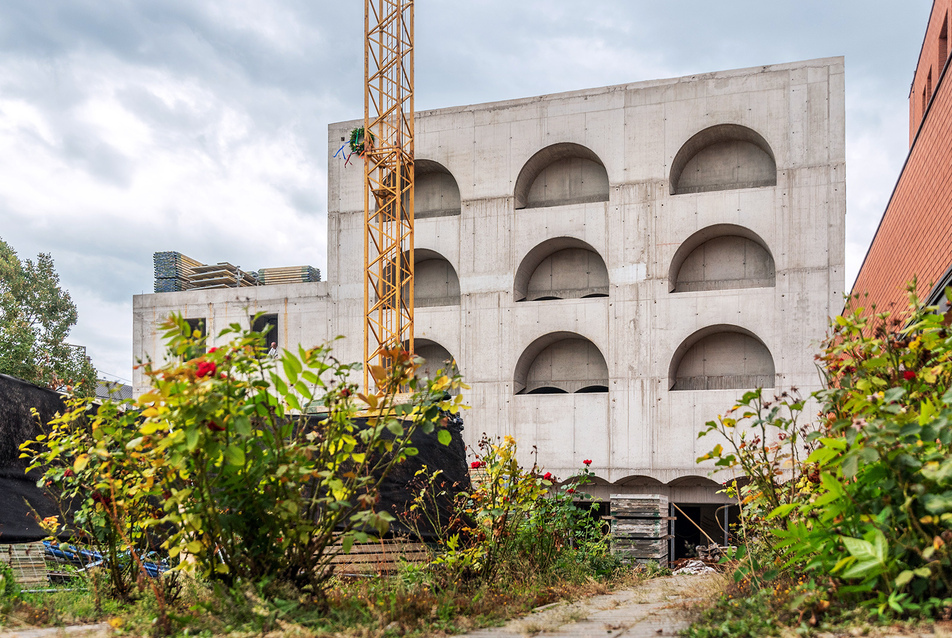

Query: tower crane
[363,0,415,391]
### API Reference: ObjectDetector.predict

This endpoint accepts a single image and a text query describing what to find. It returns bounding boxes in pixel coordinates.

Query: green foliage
[432,436,616,584]
[0,236,96,397]
[21,313,465,603]
[0,559,20,612]
[697,284,952,621]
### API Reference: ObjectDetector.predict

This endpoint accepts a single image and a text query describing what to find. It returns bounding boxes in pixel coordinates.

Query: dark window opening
[940,15,948,72]
[251,314,278,355]
[581,292,609,299]
[576,384,609,393]
[670,504,739,560]
[531,295,562,302]
[525,386,568,395]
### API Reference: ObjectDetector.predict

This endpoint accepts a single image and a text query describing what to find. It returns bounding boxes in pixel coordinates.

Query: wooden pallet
[258,266,321,285]
[328,540,431,574]
[1,542,49,587]
[610,494,670,566]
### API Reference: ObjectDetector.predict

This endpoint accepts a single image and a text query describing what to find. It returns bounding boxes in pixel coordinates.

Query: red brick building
[851,0,952,314]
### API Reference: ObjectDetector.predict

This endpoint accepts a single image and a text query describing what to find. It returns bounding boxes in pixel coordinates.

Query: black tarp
[0,374,67,543]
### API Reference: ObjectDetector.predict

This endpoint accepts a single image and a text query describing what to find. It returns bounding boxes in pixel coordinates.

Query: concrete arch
[668,224,776,293]
[514,142,609,209]
[514,331,609,395]
[613,475,665,488]
[414,338,459,381]
[412,248,460,307]
[415,159,461,219]
[666,475,723,489]
[513,237,609,302]
[668,325,775,391]
[669,124,776,195]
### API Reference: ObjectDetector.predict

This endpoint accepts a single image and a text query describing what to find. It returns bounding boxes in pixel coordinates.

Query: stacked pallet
[153,251,202,293]
[258,266,321,285]
[609,494,671,566]
[1,542,49,587]
[328,539,430,574]
[189,262,260,290]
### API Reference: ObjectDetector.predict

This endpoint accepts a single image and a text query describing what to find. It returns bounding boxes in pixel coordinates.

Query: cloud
[0,1,937,380]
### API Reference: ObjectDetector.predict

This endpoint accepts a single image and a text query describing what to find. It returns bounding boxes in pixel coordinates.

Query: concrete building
[133,57,846,545]
[852,0,952,313]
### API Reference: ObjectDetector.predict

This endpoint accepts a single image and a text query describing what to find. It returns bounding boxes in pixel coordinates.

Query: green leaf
[341,535,355,554]
[232,416,252,437]
[386,420,404,436]
[842,454,858,479]
[437,429,452,446]
[766,503,798,520]
[186,427,199,452]
[186,540,202,554]
[224,445,245,466]
[895,570,914,587]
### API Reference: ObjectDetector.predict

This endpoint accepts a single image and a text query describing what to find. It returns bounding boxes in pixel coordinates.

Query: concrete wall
[134,58,846,504]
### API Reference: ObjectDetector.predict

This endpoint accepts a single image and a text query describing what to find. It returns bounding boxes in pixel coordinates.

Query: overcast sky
[0,1,934,382]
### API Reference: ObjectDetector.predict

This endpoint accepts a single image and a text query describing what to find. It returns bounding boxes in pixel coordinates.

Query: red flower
[470,461,481,469]
[566,488,576,494]
[903,370,916,381]
[63,469,74,478]
[208,347,217,353]
[543,472,552,480]
[340,388,351,398]
[583,459,592,466]
[196,361,217,378]
[206,420,226,432]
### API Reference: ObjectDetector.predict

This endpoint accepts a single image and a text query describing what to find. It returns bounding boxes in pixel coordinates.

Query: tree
[0,237,96,397]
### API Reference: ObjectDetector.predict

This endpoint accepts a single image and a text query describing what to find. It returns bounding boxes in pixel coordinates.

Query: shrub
[698,285,952,618]
[22,314,465,602]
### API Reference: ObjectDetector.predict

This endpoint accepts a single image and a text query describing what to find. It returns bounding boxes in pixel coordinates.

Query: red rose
[340,388,351,398]
[583,459,592,466]
[196,361,217,378]
[903,370,916,380]
[470,461,481,469]
[206,420,226,432]
[543,472,552,480]
[64,469,74,478]
[208,347,217,353]
[566,488,576,494]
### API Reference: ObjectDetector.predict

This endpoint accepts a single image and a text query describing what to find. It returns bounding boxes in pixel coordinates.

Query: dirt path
[460,573,723,638]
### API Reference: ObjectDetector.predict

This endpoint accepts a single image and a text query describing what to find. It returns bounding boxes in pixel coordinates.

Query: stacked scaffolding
[153,252,323,293]
[153,251,201,293]
[258,266,321,285]
[189,263,260,290]
[609,494,671,566]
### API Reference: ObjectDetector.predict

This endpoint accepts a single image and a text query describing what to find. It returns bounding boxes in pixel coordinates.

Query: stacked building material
[153,251,201,293]
[609,494,670,566]
[189,263,260,290]
[258,266,321,285]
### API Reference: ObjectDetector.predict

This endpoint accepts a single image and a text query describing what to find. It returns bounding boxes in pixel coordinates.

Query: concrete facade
[133,57,846,504]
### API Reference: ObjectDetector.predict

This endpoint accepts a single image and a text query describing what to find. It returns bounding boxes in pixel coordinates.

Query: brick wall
[910,0,951,144]
[852,64,952,316]
[852,0,952,318]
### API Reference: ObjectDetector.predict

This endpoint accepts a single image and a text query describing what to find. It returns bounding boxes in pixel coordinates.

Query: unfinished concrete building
[133,57,846,555]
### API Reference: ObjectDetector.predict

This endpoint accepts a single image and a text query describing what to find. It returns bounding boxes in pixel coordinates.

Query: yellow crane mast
[363,0,414,391]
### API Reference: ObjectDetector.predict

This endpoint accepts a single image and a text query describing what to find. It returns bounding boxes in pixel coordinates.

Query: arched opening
[414,338,459,381]
[412,249,460,307]
[514,332,609,395]
[668,224,775,292]
[669,325,775,391]
[415,159,461,219]
[514,143,609,209]
[669,124,776,195]
[513,237,609,302]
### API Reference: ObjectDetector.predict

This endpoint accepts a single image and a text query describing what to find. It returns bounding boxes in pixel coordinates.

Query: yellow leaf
[73,455,89,472]
[186,540,203,554]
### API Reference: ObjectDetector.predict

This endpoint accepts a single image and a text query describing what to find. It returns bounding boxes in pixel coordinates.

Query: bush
[21,314,465,603]
[698,285,952,619]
